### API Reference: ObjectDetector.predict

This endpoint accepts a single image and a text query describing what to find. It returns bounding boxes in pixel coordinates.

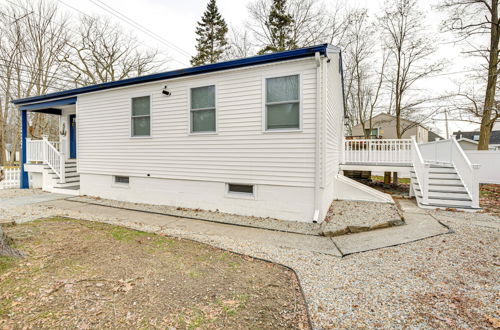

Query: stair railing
[411,136,429,204]
[450,137,480,208]
[42,136,66,184]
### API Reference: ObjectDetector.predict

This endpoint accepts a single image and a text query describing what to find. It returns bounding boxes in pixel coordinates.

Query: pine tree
[258,0,296,54]
[191,0,229,66]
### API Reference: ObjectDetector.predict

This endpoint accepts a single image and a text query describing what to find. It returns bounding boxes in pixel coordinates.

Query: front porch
[19,97,79,194]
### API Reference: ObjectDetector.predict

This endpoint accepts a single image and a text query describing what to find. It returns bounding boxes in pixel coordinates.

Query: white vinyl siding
[325,53,344,186]
[77,58,318,187]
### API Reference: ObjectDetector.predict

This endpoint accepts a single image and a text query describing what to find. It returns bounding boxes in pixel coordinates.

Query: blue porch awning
[19,97,77,114]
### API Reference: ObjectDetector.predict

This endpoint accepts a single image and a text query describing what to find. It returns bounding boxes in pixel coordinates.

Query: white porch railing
[419,137,480,208]
[0,167,20,189]
[26,139,45,162]
[26,136,65,183]
[343,138,412,165]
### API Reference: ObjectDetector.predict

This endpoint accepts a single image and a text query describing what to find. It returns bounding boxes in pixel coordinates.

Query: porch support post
[20,110,29,189]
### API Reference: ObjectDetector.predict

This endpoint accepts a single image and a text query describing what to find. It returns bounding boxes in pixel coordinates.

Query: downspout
[312,52,322,223]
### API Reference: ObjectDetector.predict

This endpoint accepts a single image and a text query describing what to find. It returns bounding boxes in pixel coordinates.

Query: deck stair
[410,164,479,210]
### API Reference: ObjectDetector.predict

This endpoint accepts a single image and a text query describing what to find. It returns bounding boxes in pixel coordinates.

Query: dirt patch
[322,200,404,237]
[0,218,309,329]
[480,184,500,216]
[366,176,410,196]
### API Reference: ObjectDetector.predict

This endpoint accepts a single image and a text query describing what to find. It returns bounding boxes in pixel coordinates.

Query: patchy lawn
[480,184,500,216]
[0,218,309,329]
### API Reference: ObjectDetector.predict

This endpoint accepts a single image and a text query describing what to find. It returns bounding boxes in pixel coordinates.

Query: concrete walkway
[0,192,68,208]
[332,199,451,255]
[33,197,450,257]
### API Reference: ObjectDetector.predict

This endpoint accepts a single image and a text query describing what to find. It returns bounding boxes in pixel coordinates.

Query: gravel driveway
[1,189,499,328]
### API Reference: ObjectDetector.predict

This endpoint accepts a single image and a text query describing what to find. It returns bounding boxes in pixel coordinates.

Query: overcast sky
[55,0,483,135]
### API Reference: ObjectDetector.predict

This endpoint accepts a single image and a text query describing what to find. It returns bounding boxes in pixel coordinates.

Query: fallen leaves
[486,314,500,329]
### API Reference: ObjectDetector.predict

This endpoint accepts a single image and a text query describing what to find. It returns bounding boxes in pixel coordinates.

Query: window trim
[364,127,380,137]
[262,73,302,133]
[188,84,217,135]
[225,183,256,200]
[130,94,153,138]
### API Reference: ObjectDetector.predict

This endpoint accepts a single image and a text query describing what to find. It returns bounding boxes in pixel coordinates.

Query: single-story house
[349,113,442,143]
[453,130,500,150]
[13,44,369,223]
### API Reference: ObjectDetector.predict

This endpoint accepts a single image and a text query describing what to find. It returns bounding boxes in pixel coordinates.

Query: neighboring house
[13,44,354,223]
[453,130,500,150]
[349,113,441,143]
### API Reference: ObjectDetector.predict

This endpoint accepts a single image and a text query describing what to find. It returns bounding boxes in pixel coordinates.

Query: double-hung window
[190,85,216,133]
[265,74,300,130]
[131,96,151,137]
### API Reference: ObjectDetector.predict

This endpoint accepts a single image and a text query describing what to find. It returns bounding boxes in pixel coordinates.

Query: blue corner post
[20,110,29,189]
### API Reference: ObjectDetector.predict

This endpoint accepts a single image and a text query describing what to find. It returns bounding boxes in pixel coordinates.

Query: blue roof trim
[13,44,331,106]
[19,97,77,111]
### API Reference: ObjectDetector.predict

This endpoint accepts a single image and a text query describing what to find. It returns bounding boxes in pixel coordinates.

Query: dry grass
[0,217,309,329]
[480,184,500,216]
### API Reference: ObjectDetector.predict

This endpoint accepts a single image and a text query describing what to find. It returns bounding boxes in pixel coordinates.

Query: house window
[114,176,129,185]
[131,96,151,136]
[190,85,216,133]
[364,128,379,137]
[227,183,254,196]
[265,75,300,130]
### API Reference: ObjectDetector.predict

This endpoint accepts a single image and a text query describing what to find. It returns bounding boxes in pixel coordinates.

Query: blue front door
[69,114,77,159]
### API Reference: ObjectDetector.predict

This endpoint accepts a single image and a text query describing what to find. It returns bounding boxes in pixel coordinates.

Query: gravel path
[1,190,499,329]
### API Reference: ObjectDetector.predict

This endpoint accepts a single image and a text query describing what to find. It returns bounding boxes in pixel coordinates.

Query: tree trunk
[479,0,499,150]
[393,172,398,185]
[384,172,392,185]
[0,226,24,258]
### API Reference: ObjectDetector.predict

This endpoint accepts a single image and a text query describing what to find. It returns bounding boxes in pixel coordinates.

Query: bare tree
[379,0,443,138]
[61,15,161,85]
[441,0,500,149]
[0,0,69,165]
[247,0,332,51]
[226,26,255,59]
[342,9,387,137]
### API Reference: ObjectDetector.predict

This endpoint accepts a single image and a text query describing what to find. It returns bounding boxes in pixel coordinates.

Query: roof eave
[12,44,330,106]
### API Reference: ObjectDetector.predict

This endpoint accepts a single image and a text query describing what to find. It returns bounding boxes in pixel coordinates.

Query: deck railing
[343,138,412,165]
[26,136,65,183]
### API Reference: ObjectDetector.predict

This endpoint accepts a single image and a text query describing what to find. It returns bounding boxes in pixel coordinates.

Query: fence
[0,167,20,189]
